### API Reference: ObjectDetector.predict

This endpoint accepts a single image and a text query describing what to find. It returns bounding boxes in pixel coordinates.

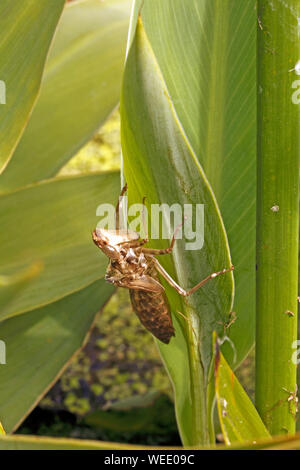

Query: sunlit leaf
[0,0,65,173]
[214,334,270,445]
[0,263,42,313]
[0,0,131,192]
[0,422,4,435]
[0,171,119,320]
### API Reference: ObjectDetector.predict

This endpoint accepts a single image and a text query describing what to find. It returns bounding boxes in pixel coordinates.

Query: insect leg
[140,219,185,255]
[118,238,149,249]
[115,183,128,230]
[152,257,234,297]
[122,196,149,248]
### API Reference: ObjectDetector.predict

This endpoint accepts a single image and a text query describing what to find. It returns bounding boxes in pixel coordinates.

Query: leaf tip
[136,12,145,33]
[0,421,5,436]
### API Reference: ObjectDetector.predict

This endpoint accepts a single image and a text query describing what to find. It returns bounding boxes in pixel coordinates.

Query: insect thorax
[105,248,149,284]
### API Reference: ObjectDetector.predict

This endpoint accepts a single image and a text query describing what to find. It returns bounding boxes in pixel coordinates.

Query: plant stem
[256,0,300,435]
[186,308,211,446]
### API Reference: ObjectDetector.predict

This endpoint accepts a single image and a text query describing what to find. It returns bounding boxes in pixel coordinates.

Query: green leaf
[130,0,257,366]
[0,263,42,313]
[0,0,131,192]
[0,279,114,433]
[0,0,65,173]
[0,171,119,320]
[121,17,234,446]
[214,334,270,445]
[256,0,299,435]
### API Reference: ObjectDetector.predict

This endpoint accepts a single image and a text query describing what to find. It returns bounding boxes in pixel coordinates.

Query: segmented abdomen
[129,273,175,344]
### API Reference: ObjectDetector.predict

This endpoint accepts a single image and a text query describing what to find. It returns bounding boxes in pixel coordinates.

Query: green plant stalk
[256,0,300,435]
[185,307,211,446]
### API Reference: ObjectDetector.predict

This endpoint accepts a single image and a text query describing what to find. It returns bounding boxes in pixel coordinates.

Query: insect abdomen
[129,288,175,344]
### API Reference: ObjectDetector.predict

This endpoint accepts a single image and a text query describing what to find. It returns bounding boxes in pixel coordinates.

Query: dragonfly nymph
[93,185,234,344]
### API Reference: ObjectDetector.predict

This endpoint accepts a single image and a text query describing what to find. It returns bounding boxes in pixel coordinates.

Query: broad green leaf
[0,279,114,433]
[0,263,42,313]
[131,0,257,366]
[214,335,270,445]
[0,171,119,320]
[0,0,65,173]
[121,18,234,446]
[0,0,131,192]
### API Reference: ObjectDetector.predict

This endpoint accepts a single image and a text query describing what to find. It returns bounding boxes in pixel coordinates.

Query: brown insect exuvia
[92,185,234,344]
